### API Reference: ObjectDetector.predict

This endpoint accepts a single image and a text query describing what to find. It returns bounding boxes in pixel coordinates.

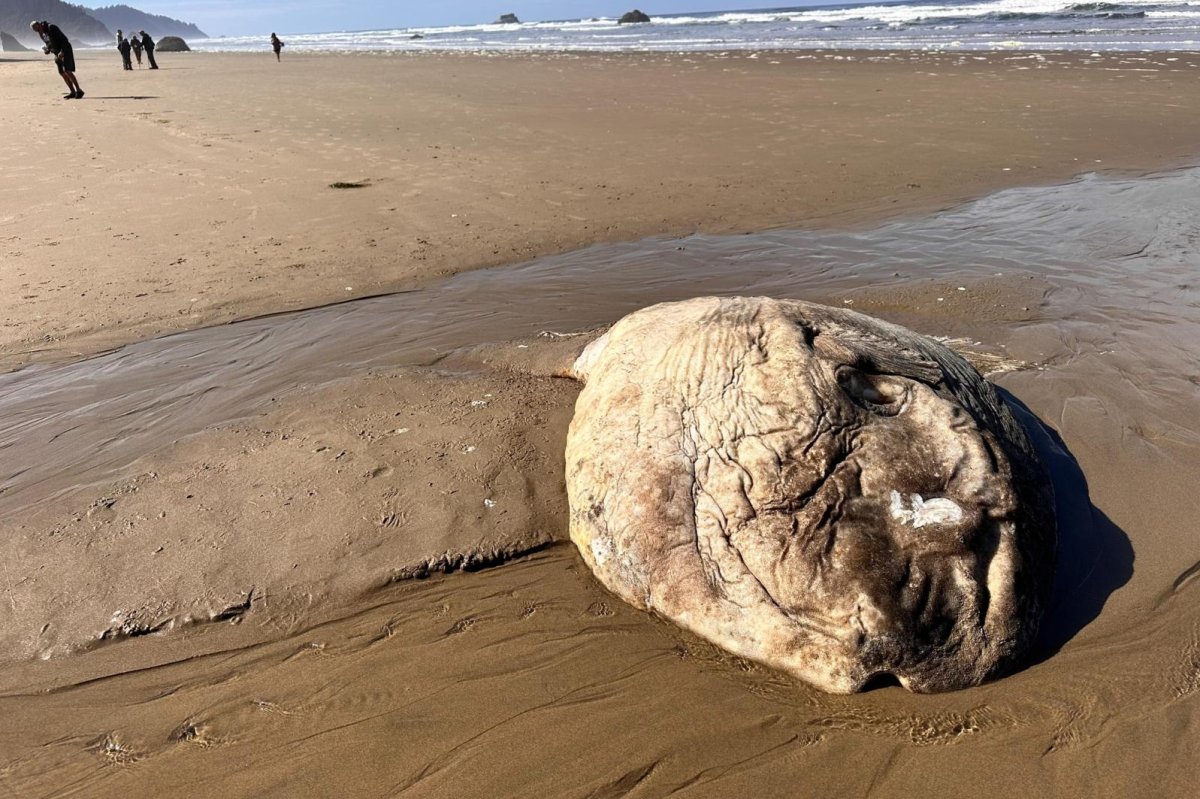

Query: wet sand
[1,50,1199,797]
[6,49,1200,369]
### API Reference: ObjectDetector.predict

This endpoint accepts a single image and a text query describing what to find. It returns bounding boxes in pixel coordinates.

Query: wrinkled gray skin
[566,297,1055,693]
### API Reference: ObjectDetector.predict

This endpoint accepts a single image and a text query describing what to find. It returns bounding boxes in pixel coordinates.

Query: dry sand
[1,49,1199,797]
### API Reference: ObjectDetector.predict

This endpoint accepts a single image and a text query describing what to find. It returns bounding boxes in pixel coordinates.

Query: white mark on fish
[889,490,963,528]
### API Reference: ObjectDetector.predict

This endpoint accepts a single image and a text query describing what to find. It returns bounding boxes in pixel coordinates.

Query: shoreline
[6,49,1200,369]
[61,45,1200,54]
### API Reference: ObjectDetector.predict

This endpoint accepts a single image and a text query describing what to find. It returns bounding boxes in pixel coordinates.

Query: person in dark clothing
[270,32,284,62]
[130,33,143,66]
[30,21,84,99]
[117,30,132,70]
[139,31,158,69]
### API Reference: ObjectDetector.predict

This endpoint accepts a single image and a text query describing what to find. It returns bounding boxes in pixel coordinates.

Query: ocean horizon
[172,0,1200,53]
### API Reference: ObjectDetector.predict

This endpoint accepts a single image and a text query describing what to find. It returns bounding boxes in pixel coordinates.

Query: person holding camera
[30,21,84,99]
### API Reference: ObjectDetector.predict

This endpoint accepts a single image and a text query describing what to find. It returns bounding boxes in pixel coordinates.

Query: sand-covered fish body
[566,296,1055,693]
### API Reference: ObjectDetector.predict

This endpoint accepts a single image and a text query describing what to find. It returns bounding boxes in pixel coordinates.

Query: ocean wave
[185,0,1200,54]
[992,9,1147,18]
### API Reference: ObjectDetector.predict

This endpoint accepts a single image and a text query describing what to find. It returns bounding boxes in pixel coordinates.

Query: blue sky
[129,2,816,37]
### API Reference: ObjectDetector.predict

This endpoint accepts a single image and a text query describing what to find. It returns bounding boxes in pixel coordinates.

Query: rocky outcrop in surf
[155,35,189,51]
[566,297,1056,693]
[1,30,32,51]
[618,10,652,24]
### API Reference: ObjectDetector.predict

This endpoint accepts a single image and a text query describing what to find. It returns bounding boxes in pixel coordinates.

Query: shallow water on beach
[2,166,1199,795]
[1,166,1198,517]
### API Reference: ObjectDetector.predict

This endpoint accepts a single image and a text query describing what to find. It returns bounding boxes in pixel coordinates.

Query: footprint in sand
[444,616,478,636]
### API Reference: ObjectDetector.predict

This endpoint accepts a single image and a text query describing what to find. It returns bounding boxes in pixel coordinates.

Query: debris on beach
[567,297,1055,693]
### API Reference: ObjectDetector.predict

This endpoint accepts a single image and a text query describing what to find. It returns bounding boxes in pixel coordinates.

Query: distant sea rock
[496,13,520,24]
[1,30,33,51]
[618,10,652,24]
[155,35,189,52]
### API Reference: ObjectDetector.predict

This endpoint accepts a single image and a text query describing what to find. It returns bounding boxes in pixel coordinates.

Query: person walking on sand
[140,31,158,70]
[271,32,285,61]
[31,21,84,99]
[130,32,143,66]
[117,30,132,70]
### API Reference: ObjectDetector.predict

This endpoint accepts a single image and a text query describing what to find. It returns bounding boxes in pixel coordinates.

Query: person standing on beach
[117,30,132,70]
[30,21,84,99]
[271,32,285,61]
[140,31,159,70]
[130,32,143,66]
